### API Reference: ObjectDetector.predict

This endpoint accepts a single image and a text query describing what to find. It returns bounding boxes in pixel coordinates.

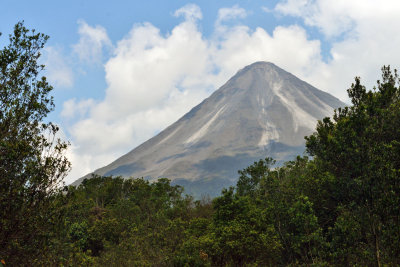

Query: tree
[306,66,400,266]
[236,157,275,197]
[209,188,281,266]
[0,22,70,265]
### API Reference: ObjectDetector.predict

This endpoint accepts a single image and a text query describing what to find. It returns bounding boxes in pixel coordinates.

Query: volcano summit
[75,62,344,196]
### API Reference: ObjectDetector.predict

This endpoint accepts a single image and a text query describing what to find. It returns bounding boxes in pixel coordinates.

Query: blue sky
[2,0,400,183]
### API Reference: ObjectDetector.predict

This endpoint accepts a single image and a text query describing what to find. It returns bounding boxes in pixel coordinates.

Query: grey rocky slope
[74,62,344,197]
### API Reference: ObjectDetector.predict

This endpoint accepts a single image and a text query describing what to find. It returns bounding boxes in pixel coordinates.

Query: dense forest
[1,23,400,266]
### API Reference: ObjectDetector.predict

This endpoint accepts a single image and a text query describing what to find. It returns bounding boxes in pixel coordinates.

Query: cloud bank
[63,2,400,183]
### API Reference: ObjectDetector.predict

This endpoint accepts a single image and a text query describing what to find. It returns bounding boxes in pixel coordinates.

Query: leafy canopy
[0,22,70,265]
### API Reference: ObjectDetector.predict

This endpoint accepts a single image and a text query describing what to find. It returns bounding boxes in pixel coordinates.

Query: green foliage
[209,188,281,266]
[306,66,400,266]
[0,22,70,265]
[39,176,209,266]
[236,157,275,197]
[235,157,327,265]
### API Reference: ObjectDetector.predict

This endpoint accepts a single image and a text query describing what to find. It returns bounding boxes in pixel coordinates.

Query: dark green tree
[0,22,70,265]
[236,157,275,197]
[306,66,400,266]
[209,188,281,266]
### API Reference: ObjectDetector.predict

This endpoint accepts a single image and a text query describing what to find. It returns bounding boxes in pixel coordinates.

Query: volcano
[74,62,344,197]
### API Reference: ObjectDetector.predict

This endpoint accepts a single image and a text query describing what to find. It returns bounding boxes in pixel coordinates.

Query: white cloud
[215,5,248,34]
[174,3,202,21]
[63,2,400,183]
[216,5,247,24]
[261,6,273,13]
[275,0,355,38]
[211,25,322,81]
[275,0,400,100]
[61,98,95,119]
[73,20,112,64]
[44,47,74,88]
[276,0,400,38]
